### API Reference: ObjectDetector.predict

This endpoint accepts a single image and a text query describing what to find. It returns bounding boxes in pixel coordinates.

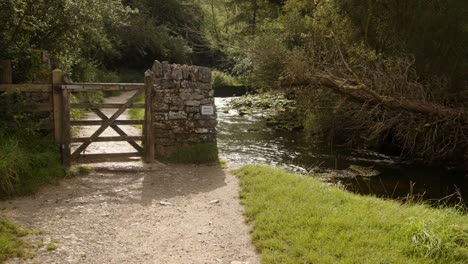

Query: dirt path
[1,93,259,264]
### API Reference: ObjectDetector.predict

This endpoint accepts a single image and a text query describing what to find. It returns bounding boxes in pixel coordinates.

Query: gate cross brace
[71,88,144,159]
[73,93,143,154]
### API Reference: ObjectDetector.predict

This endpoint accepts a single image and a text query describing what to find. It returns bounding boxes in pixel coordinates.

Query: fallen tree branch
[280,75,468,124]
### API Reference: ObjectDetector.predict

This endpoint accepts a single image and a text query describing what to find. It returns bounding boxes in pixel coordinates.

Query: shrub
[0,92,66,196]
[0,134,66,196]
[212,70,240,90]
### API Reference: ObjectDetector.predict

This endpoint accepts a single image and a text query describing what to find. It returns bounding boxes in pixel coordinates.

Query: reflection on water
[216,97,467,206]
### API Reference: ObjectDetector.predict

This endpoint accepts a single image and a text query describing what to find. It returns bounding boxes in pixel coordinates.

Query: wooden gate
[58,71,154,166]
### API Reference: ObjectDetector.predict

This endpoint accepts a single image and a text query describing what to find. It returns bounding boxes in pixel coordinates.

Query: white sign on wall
[201,105,214,115]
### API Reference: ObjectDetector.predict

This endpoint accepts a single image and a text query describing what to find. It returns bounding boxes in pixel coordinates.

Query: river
[215,97,467,207]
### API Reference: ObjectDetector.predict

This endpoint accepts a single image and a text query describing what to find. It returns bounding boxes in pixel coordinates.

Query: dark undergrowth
[0,131,66,197]
[0,93,66,197]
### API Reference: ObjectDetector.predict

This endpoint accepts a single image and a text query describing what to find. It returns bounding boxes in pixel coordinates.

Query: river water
[215,97,468,206]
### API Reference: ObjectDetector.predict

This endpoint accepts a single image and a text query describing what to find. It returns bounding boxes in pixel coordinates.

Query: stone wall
[151,60,217,159]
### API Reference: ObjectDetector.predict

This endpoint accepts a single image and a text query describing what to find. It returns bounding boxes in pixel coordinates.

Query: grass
[0,134,66,197]
[46,243,58,251]
[129,95,145,129]
[164,143,219,164]
[0,218,36,262]
[234,165,468,264]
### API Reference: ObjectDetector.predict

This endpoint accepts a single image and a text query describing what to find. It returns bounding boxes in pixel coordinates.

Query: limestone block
[170,65,183,80]
[189,67,198,82]
[197,120,218,128]
[169,111,187,120]
[186,100,200,106]
[162,61,171,79]
[180,81,197,90]
[180,93,191,100]
[171,98,184,106]
[200,98,214,105]
[199,83,212,90]
[194,128,209,134]
[198,67,212,83]
[181,65,190,80]
[153,122,167,129]
[154,114,167,121]
[154,103,169,111]
[152,60,163,78]
[186,106,200,113]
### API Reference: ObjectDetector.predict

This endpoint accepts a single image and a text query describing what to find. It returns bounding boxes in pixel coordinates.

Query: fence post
[0,60,12,84]
[52,69,71,166]
[52,69,64,142]
[144,70,155,163]
[61,88,71,166]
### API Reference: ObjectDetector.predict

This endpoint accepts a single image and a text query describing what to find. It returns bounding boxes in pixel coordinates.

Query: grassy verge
[164,143,219,164]
[0,133,66,197]
[234,165,468,264]
[0,218,36,262]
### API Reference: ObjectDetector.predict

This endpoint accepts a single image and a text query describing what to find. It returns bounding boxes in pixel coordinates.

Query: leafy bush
[0,134,66,196]
[212,70,240,90]
[0,93,66,197]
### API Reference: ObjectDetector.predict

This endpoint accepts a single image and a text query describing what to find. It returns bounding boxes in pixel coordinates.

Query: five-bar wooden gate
[56,70,154,166]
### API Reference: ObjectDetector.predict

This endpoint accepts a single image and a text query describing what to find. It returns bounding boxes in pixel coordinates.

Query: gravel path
[1,92,259,264]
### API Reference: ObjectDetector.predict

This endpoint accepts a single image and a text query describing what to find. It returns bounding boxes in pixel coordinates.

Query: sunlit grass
[129,95,145,129]
[234,165,468,264]
[0,218,36,262]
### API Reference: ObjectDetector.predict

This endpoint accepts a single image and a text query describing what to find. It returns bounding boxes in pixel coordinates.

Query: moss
[164,143,219,164]
[46,243,58,251]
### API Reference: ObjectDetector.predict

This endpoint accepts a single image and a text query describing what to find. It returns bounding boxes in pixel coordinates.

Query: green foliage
[0,0,214,82]
[0,219,34,262]
[165,143,219,164]
[335,0,468,90]
[212,70,240,90]
[46,243,58,251]
[248,33,287,90]
[0,0,134,82]
[0,92,66,197]
[235,165,468,264]
[0,134,66,196]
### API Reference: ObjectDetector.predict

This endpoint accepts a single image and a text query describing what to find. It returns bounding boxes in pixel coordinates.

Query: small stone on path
[208,199,220,204]
[159,201,175,206]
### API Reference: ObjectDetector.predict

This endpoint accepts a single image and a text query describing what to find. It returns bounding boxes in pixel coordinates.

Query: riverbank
[235,165,468,264]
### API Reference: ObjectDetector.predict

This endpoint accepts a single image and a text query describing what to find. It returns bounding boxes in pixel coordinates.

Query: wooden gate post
[61,88,71,166]
[52,69,71,166]
[0,60,12,84]
[144,70,155,163]
[52,69,64,142]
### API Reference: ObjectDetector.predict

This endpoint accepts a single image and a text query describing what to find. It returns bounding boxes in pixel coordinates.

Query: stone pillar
[151,60,217,161]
